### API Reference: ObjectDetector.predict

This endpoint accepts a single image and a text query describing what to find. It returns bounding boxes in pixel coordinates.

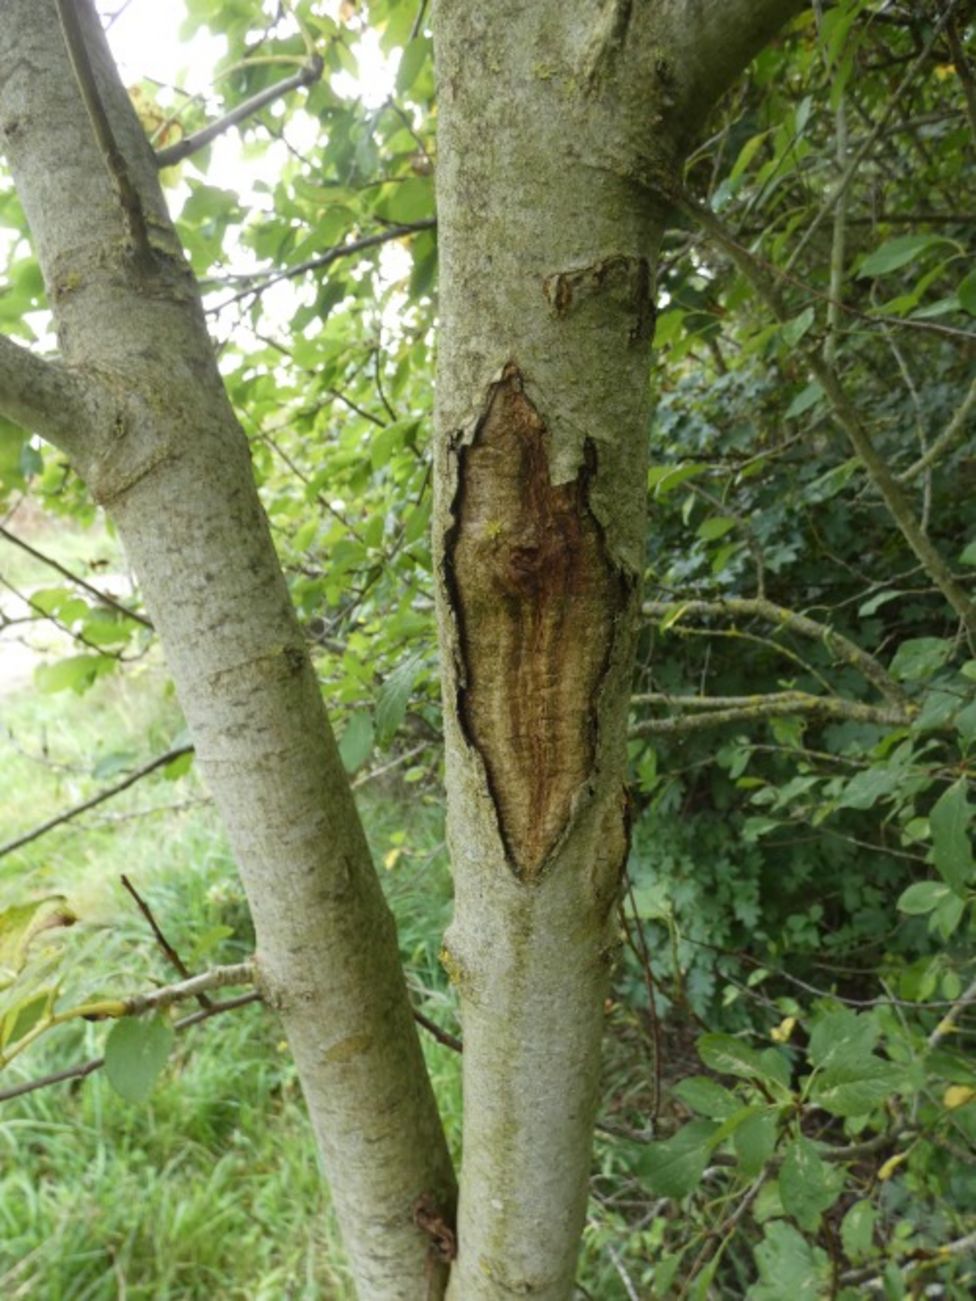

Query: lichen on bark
[444,363,628,880]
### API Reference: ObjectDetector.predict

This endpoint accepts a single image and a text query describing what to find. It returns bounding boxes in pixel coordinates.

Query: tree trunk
[0,4,454,1296]
[430,2,805,1295]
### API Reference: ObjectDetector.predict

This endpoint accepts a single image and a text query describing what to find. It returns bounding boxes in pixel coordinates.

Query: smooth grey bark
[430,1,807,1295]
[0,3,454,1297]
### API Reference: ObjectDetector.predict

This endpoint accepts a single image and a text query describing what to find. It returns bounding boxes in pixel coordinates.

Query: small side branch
[54,0,151,262]
[643,597,910,709]
[0,336,94,458]
[630,690,910,736]
[156,56,324,168]
[667,190,976,648]
[899,371,976,484]
[210,221,435,312]
[0,991,261,1104]
[0,524,153,629]
[0,745,193,860]
[120,873,212,1008]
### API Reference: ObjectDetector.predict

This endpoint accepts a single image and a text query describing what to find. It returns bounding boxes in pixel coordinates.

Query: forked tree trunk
[0,3,454,1296]
[0,0,805,1297]
[431,2,805,1295]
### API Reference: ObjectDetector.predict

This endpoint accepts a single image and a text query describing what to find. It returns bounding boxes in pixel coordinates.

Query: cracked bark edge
[442,362,632,882]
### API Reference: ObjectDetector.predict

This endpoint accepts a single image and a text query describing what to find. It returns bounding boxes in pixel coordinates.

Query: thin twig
[0,745,193,860]
[156,57,324,167]
[0,525,152,628]
[55,0,152,262]
[0,992,261,1104]
[785,0,964,271]
[120,874,212,1009]
[209,221,435,313]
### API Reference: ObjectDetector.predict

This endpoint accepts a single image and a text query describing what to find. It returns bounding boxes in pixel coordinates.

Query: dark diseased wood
[447,364,626,878]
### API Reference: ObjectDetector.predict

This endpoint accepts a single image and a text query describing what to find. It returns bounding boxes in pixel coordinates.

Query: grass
[0,658,462,1298]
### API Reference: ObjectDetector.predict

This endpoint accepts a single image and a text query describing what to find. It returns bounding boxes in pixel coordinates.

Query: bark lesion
[445,364,628,879]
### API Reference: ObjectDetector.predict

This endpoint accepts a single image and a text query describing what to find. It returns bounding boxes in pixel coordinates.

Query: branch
[667,191,976,647]
[120,873,211,1008]
[0,991,261,1104]
[899,371,976,484]
[642,597,911,709]
[0,745,193,860]
[156,56,324,168]
[0,524,153,629]
[785,0,965,272]
[54,0,152,263]
[630,690,910,736]
[209,221,436,313]
[928,973,976,1049]
[657,0,808,144]
[0,336,94,458]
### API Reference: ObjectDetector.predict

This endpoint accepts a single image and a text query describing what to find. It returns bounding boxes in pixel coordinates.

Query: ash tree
[4,1,973,1298]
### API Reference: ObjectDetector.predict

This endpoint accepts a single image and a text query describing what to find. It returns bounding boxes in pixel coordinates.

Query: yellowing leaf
[878,1151,908,1181]
[771,1016,797,1044]
[383,847,402,870]
[943,1085,975,1110]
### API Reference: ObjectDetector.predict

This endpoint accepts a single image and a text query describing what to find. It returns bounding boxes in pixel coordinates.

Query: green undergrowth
[0,667,460,1298]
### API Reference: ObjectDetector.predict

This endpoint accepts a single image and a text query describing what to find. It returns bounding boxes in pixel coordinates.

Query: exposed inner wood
[447,364,625,878]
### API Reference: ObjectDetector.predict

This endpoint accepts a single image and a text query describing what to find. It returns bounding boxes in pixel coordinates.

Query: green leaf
[0,897,77,990]
[810,1058,904,1118]
[889,637,952,682]
[375,655,422,746]
[836,765,901,811]
[734,1108,779,1175]
[779,1137,842,1230]
[857,234,952,278]
[840,1200,875,1264]
[750,1221,831,1300]
[647,462,708,497]
[808,1009,878,1071]
[785,381,824,419]
[673,1075,740,1119]
[338,712,374,773]
[958,268,976,316]
[697,516,738,542]
[929,778,974,894]
[697,1032,765,1079]
[34,654,117,695]
[897,880,949,915]
[639,1119,718,1198]
[104,1015,174,1103]
[781,306,815,347]
[1,986,55,1049]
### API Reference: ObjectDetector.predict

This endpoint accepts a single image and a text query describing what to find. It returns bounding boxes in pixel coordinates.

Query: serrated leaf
[751,1221,831,1300]
[639,1119,718,1198]
[697,1032,765,1079]
[840,1200,875,1263]
[810,1058,904,1118]
[808,1009,878,1071]
[0,897,77,990]
[929,778,974,894]
[734,1108,779,1174]
[781,305,815,347]
[897,880,949,915]
[857,234,951,278]
[375,656,421,747]
[780,1137,842,1230]
[889,637,952,683]
[836,765,901,810]
[697,515,738,542]
[673,1075,739,1119]
[338,712,374,773]
[104,1015,174,1103]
